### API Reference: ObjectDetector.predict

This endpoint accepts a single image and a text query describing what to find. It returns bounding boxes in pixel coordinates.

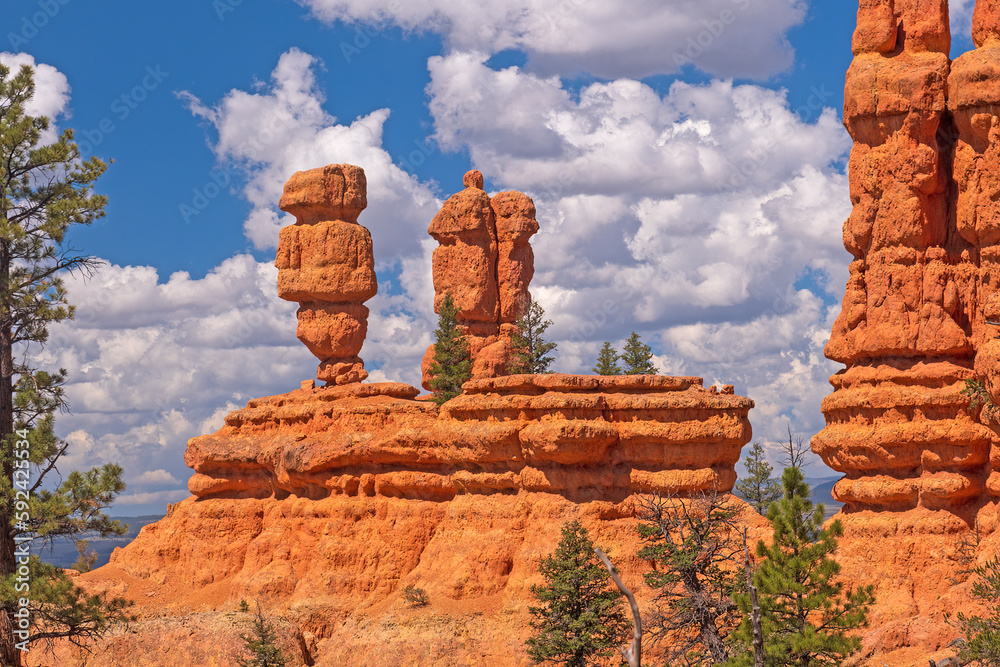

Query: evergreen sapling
[509,300,557,374]
[727,466,874,667]
[593,342,622,376]
[427,294,472,406]
[526,520,629,666]
[620,332,658,375]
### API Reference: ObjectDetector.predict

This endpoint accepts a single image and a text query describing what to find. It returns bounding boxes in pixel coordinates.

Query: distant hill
[734,475,844,520]
[37,514,165,570]
[807,476,844,520]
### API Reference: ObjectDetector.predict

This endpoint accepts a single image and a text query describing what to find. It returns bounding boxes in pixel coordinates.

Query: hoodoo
[276,163,376,386]
[811,2,1000,663]
[65,164,756,666]
[420,170,539,388]
[814,0,999,527]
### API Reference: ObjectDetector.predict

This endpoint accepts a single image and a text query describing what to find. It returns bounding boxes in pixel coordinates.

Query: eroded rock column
[421,170,538,389]
[814,0,994,516]
[276,164,376,385]
[956,2,1000,502]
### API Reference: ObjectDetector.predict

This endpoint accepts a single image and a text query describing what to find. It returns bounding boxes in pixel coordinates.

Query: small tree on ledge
[427,294,472,406]
[621,332,658,375]
[508,300,557,374]
[593,342,622,376]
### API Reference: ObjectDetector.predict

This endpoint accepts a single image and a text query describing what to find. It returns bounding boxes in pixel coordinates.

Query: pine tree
[735,442,781,516]
[620,332,658,375]
[427,294,472,406]
[71,539,98,574]
[0,62,131,665]
[593,342,621,376]
[727,467,874,667]
[237,603,288,667]
[508,300,557,374]
[526,520,629,667]
[637,492,744,666]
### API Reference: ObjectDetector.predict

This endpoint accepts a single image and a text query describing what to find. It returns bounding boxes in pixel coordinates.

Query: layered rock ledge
[186,374,753,504]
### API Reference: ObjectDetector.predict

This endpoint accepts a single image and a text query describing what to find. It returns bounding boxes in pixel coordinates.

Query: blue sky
[2,1,979,514]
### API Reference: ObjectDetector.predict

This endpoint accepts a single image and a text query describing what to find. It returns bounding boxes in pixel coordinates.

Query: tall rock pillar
[421,170,538,390]
[813,0,995,517]
[957,1,1000,503]
[275,164,377,385]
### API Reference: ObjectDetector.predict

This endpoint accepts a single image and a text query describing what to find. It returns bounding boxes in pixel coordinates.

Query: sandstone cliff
[813,2,1000,663]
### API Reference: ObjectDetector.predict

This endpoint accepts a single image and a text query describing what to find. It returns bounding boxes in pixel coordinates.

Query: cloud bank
[297,0,808,79]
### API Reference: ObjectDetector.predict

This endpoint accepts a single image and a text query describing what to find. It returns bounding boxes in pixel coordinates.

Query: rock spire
[275,164,376,385]
[421,170,539,388]
[815,0,1000,525]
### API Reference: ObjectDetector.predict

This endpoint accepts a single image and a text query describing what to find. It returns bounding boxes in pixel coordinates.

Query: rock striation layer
[421,171,539,389]
[814,0,1000,522]
[276,164,376,385]
[956,3,1000,503]
[185,375,753,503]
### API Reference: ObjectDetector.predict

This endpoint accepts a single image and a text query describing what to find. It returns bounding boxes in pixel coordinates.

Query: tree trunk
[743,531,764,667]
[595,547,641,667]
[0,244,20,667]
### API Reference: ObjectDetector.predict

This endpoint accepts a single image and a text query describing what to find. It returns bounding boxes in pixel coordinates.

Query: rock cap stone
[279,163,367,225]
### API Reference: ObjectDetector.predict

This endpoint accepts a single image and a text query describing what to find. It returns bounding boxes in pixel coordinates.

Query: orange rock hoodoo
[188,163,754,504]
[276,164,376,385]
[814,0,1000,523]
[420,170,539,389]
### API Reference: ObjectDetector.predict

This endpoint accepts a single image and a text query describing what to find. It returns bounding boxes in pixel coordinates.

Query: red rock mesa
[61,163,756,666]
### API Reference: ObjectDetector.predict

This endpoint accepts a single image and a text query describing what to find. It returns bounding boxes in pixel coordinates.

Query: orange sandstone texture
[276,164,376,385]
[812,5,1000,667]
[815,0,1000,520]
[26,494,764,667]
[952,3,1000,503]
[64,376,757,666]
[813,4,1000,660]
[185,374,753,503]
[421,171,539,389]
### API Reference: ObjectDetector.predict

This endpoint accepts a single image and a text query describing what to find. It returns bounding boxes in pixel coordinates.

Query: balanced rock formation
[814,0,999,523]
[276,164,376,385]
[421,170,539,388]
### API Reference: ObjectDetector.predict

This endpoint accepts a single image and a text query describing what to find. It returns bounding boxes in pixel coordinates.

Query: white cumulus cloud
[0,52,70,143]
[178,47,440,260]
[297,0,808,79]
